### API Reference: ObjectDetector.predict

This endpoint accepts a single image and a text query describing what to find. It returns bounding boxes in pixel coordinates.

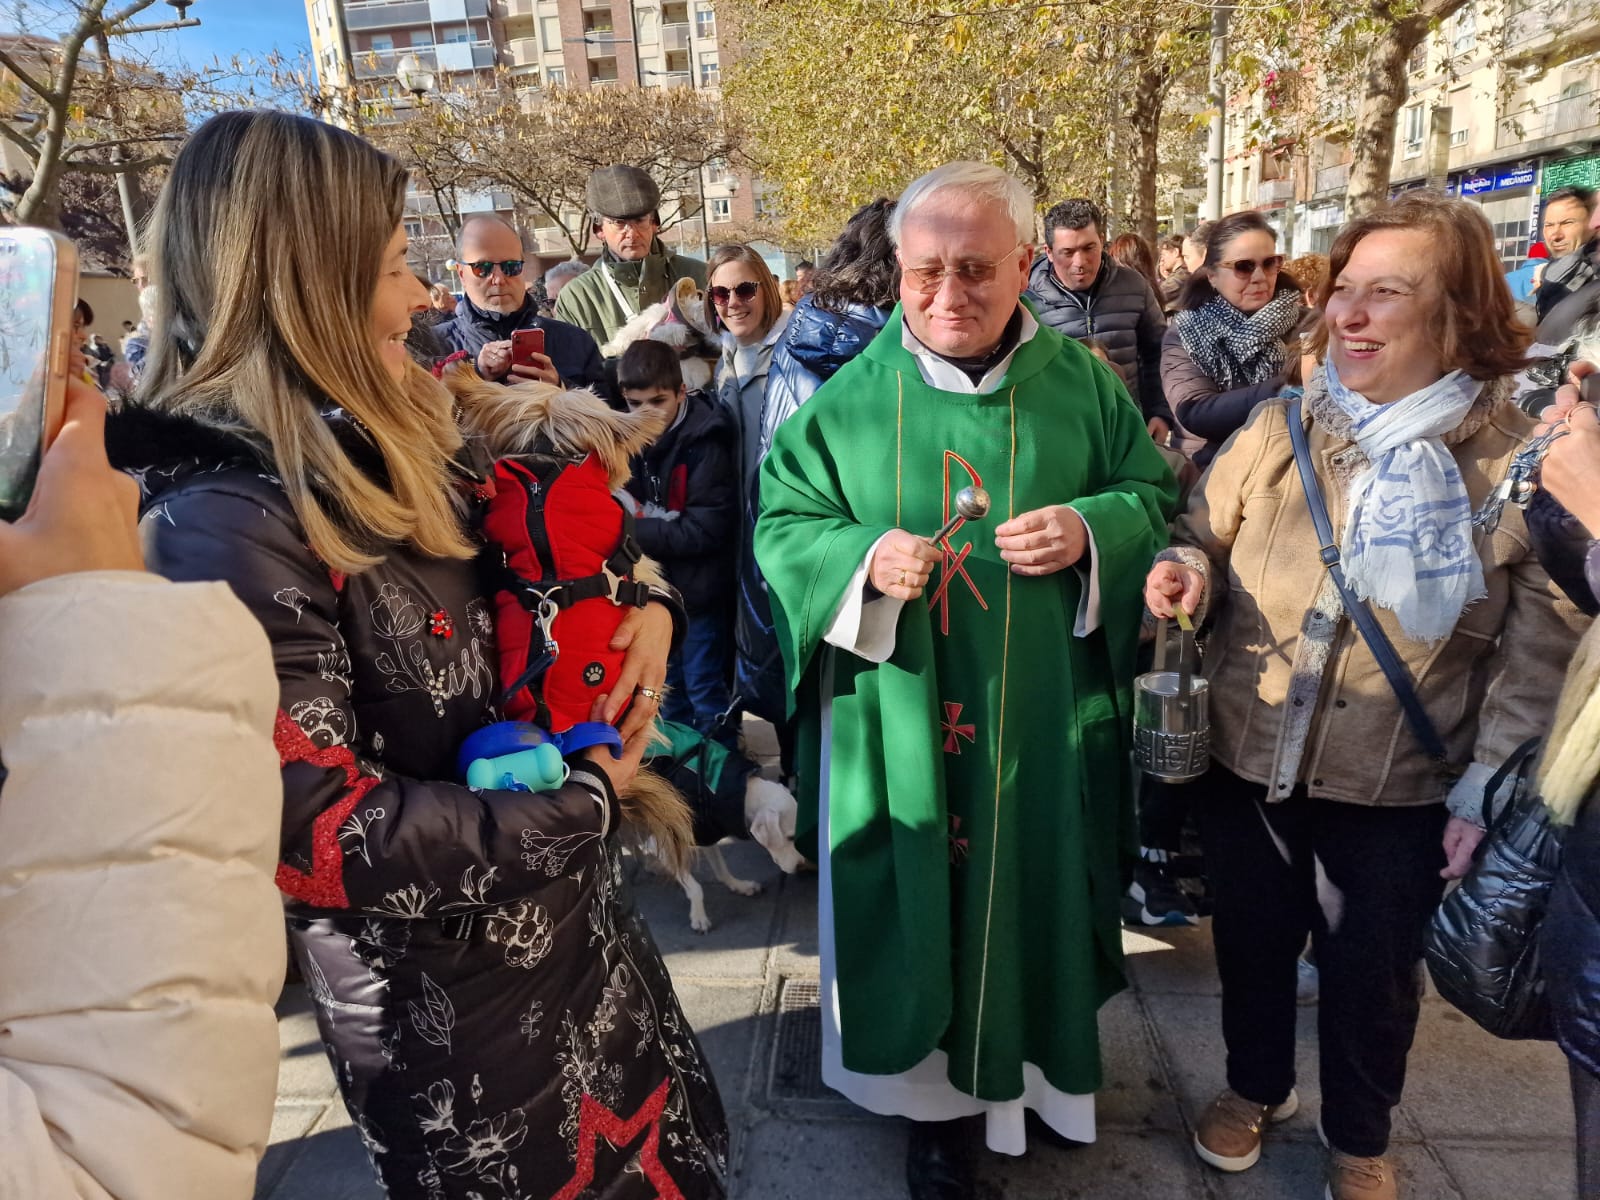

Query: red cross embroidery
[949,814,970,865]
[941,701,976,754]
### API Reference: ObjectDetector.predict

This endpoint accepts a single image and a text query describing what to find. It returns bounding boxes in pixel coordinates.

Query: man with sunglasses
[554,165,708,350]
[756,162,1177,1200]
[440,216,606,393]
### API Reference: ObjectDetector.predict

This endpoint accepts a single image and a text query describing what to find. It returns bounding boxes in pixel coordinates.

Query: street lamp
[396,52,437,101]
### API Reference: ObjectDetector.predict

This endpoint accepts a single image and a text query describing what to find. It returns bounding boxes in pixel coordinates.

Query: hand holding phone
[0,377,143,598]
[510,327,545,368]
[0,228,79,521]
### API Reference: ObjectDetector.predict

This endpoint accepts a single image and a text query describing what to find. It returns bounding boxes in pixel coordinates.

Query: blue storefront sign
[1455,166,1536,196]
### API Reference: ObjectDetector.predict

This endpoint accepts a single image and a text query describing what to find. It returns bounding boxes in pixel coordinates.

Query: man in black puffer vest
[1025,197,1175,441]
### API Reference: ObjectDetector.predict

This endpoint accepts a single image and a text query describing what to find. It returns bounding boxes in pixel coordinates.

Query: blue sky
[122,0,312,70]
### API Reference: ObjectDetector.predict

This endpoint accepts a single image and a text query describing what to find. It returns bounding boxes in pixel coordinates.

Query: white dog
[676,775,806,933]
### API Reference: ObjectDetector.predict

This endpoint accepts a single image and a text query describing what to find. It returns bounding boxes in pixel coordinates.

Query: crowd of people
[4,103,1600,1200]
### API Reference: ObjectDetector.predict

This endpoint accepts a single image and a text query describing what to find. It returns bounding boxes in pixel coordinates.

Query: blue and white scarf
[1323,359,1486,644]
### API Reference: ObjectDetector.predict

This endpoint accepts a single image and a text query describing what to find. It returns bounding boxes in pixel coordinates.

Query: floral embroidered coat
[108,406,728,1200]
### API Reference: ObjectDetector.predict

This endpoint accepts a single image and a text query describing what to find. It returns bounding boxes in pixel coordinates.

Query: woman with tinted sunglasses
[1162,211,1306,467]
[700,245,789,748]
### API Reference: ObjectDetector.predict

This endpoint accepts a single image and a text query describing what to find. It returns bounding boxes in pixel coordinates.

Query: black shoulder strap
[1286,398,1449,764]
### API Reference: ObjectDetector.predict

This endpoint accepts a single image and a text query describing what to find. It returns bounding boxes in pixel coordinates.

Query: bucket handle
[1154,610,1197,704]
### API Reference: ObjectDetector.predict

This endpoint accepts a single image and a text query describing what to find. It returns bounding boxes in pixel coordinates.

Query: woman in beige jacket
[0,381,285,1200]
[1144,192,1587,1200]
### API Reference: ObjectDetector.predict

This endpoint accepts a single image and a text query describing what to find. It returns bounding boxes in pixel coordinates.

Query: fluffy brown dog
[444,360,695,875]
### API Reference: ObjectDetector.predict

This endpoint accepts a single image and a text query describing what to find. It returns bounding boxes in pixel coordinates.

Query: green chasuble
[754,306,1176,1102]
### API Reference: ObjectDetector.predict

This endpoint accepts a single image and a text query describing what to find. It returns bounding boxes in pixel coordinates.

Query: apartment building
[305,0,764,276]
[1220,0,1600,265]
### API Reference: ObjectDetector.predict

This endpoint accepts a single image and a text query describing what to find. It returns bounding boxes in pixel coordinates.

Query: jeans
[1197,764,1447,1158]
[663,607,733,742]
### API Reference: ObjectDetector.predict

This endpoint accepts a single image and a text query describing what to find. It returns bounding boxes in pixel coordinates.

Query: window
[1450,126,1469,146]
[753,193,772,219]
[704,158,731,184]
[695,6,717,39]
[404,219,424,240]
[1450,7,1476,55]
[370,34,394,53]
[1403,104,1426,156]
[1408,44,1426,75]
[540,16,561,51]
[547,66,566,85]
[699,56,719,87]
[710,197,731,223]
[442,26,472,45]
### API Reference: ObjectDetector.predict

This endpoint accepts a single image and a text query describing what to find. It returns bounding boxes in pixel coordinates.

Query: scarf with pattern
[1322,358,1486,644]
[1172,287,1302,389]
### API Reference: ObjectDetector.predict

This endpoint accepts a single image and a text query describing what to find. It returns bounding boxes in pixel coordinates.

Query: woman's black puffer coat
[108,405,728,1200]
[1527,491,1600,1076]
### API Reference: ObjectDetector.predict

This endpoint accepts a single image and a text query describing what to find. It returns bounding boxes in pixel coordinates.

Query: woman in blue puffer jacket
[733,199,899,737]
[758,199,899,458]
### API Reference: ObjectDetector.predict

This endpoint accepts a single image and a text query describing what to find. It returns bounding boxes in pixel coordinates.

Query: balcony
[345,0,489,28]
[1256,178,1295,206]
[661,22,691,52]
[1496,88,1600,152]
[1314,160,1352,196]
[505,36,538,69]
[351,41,498,79]
[586,35,628,59]
[499,0,536,15]
[345,0,430,30]
[581,0,612,9]
[1503,0,1600,60]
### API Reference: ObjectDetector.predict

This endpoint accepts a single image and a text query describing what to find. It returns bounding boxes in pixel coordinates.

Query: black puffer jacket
[625,392,739,616]
[1024,254,1173,425]
[1529,497,1600,1077]
[107,405,728,1200]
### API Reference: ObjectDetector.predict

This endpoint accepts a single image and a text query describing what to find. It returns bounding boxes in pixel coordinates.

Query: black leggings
[1571,1058,1600,1197]
[1198,764,1447,1158]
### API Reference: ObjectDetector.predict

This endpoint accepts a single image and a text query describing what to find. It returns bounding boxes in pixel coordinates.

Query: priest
[755,162,1177,1200]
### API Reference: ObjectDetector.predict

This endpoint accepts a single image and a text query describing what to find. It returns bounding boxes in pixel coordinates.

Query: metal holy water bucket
[1132,616,1211,783]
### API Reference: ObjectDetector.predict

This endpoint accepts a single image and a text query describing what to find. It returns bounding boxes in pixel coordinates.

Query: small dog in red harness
[442,359,690,870]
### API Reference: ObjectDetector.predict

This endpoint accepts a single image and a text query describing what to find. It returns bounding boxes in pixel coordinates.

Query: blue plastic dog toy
[458,720,625,793]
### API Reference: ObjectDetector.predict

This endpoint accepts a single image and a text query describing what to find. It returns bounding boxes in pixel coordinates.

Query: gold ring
[897,568,908,586]
[636,686,663,703]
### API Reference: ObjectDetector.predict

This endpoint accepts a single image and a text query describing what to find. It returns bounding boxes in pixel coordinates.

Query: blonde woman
[108,110,728,1200]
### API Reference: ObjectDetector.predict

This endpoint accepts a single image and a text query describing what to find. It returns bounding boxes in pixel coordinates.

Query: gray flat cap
[587,165,660,219]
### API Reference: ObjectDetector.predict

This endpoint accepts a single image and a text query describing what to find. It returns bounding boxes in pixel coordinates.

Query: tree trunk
[1345,0,1467,217]
[1129,65,1166,245]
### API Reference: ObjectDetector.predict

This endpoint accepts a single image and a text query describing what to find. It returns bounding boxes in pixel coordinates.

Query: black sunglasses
[708,281,759,306]
[464,259,525,278]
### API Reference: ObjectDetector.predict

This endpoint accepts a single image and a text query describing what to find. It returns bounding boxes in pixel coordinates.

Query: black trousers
[1197,764,1447,1158]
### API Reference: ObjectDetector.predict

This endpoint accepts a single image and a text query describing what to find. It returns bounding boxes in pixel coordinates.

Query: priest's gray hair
[889,162,1034,248]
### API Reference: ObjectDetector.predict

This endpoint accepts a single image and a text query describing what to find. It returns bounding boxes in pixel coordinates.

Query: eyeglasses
[463,259,525,278]
[709,281,760,306]
[900,244,1022,294]
[1217,255,1284,280]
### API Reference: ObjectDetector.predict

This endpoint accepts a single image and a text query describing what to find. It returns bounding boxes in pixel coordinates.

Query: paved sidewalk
[255,732,1578,1198]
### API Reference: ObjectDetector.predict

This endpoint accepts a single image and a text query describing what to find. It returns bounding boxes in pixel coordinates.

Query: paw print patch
[583,661,605,687]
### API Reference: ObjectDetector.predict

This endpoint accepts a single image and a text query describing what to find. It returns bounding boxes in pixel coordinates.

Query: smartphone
[511,327,546,369]
[0,228,78,522]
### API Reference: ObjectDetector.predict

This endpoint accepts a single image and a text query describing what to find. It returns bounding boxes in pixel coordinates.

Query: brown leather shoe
[1326,1151,1398,1200]
[1192,1087,1300,1172]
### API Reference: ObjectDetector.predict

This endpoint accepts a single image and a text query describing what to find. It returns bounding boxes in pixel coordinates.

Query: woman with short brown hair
[1144,190,1584,1200]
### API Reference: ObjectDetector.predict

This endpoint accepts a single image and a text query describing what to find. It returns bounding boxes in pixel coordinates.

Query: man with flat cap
[556,164,709,349]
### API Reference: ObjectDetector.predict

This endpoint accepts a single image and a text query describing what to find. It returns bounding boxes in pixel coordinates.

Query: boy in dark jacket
[618,339,740,741]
